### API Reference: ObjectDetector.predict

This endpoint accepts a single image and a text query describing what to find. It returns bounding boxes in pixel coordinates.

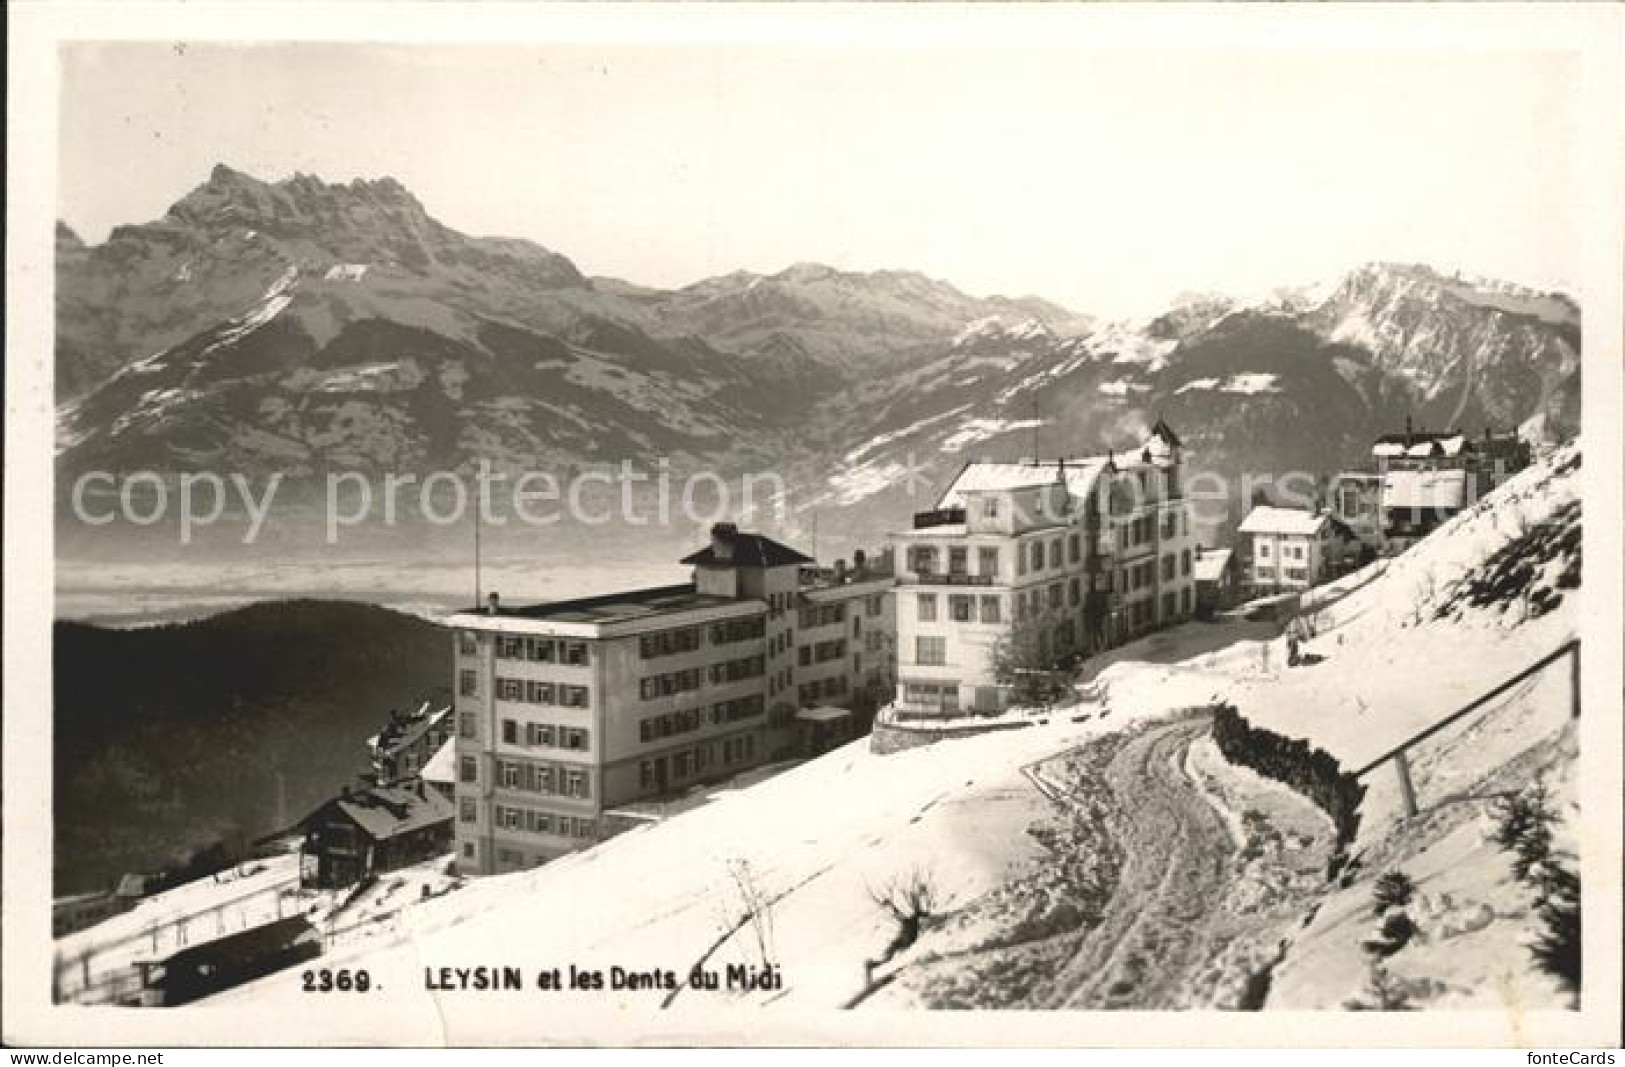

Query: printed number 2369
[302,968,373,992]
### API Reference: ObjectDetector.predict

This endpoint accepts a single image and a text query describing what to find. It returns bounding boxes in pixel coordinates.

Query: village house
[442,525,897,876]
[1371,420,1530,550]
[1191,545,1240,618]
[888,420,1196,716]
[1238,505,1357,595]
[299,779,454,889]
[368,702,452,782]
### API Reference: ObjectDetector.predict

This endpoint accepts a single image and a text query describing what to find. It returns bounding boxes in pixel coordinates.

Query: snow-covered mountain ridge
[57,167,1579,548]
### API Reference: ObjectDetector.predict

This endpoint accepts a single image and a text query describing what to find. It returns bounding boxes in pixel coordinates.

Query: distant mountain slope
[53,599,449,894]
[57,166,1579,546]
[787,268,1579,545]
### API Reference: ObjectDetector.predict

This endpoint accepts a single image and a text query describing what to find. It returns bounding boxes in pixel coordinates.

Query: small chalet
[368,702,452,781]
[1191,546,1240,617]
[300,780,453,889]
[794,705,854,757]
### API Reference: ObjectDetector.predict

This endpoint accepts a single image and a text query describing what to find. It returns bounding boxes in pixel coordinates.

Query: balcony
[912,507,967,530]
[899,570,996,586]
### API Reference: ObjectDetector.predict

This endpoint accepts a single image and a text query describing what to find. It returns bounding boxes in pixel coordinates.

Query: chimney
[853,548,867,576]
[486,591,501,615]
[711,522,738,561]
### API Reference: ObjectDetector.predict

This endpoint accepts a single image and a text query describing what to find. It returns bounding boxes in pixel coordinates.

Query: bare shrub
[868,868,947,960]
[726,858,776,970]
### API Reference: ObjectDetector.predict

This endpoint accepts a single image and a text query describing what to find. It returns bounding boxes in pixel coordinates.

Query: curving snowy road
[1041,718,1241,1008]
[879,712,1334,1010]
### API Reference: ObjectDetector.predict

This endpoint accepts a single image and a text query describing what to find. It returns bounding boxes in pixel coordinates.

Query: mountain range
[55,165,1581,545]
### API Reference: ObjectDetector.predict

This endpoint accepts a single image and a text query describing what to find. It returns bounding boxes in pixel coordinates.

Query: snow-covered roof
[795,706,852,723]
[1238,506,1330,538]
[1382,469,1469,511]
[934,458,1109,510]
[329,782,453,841]
[420,737,456,784]
[1372,432,1469,459]
[1192,548,1234,583]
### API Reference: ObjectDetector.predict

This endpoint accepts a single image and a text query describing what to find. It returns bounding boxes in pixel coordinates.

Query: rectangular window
[501,762,521,789]
[501,719,517,745]
[459,756,477,784]
[1049,539,1062,568]
[1048,583,1062,609]
[978,547,999,578]
[979,596,1001,623]
[917,594,938,622]
[496,677,523,701]
[459,798,476,823]
[528,639,556,663]
[1069,578,1081,606]
[562,642,589,666]
[458,712,476,740]
[916,636,947,666]
[1182,549,1192,576]
[984,497,1000,518]
[1030,542,1045,572]
[1068,534,1081,563]
[458,669,479,698]
[949,547,968,575]
[950,595,973,622]
[458,631,478,656]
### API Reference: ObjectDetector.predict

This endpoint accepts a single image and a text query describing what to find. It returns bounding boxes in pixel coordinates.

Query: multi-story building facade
[889,421,1196,716]
[1371,421,1531,550]
[444,523,895,876]
[1238,505,1355,594]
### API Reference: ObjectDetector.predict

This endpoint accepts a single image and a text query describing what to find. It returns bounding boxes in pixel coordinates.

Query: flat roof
[446,582,764,636]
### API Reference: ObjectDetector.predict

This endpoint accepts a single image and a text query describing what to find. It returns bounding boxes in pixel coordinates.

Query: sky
[57,39,1582,319]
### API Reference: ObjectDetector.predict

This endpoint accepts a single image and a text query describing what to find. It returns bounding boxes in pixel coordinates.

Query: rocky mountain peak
[56,221,86,253]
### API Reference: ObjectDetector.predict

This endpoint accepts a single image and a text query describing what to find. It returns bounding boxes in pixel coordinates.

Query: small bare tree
[725,858,776,970]
[868,868,947,960]
[991,623,1073,710]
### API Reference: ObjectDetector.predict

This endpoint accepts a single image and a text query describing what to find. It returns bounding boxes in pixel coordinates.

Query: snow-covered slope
[178,448,1586,1029]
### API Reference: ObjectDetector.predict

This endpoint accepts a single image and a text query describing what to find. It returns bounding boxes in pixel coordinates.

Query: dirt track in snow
[875,712,1334,1010]
[1043,718,1241,1008]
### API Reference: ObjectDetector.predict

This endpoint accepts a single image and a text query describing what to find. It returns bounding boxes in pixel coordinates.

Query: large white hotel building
[888,420,1197,716]
[444,524,895,876]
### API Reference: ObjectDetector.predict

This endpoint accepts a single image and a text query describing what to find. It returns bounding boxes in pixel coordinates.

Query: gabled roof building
[888,421,1196,716]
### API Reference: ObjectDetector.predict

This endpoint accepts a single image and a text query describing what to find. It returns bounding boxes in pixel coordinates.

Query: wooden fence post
[1392,749,1419,818]
[1570,642,1581,719]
